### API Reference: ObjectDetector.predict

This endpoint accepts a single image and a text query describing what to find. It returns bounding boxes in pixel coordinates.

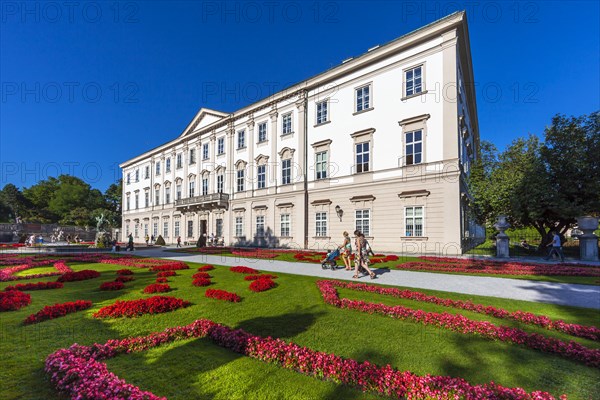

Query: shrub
[93,296,191,318]
[155,235,166,246]
[249,278,276,292]
[58,270,101,282]
[205,289,241,302]
[0,290,31,311]
[24,300,92,324]
[100,281,125,291]
[143,283,171,293]
[4,282,63,291]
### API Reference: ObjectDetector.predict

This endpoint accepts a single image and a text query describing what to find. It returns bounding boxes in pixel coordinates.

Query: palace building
[120,11,484,255]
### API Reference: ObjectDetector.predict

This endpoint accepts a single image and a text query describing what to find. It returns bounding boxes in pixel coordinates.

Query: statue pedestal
[578,217,599,261]
[494,215,511,258]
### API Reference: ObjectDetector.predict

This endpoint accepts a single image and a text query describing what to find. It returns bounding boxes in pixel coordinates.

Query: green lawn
[1,261,599,399]
[13,265,60,276]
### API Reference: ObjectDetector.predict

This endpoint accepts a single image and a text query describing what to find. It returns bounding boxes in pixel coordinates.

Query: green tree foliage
[0,184,30,221]
[469,112,600,244]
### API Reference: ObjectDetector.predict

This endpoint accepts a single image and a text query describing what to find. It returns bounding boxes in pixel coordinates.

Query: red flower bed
[317,280,600,367]
[244,274,278,281]
[0,290,31,311]
[293,251,326,263]
[4,282,63,291]
[192,272,211,279]
[143,283,171,293]
[157,271,177,278]
[229,266,259,274]
[45,318,562,400]
[24,300,92,324]
[192,277,212,287]
[57,270,101,282]
[115,276,134,283]
[249,278,276,292]
[197,265,215,271]
[100,281,125,291]
[399,257,600,277]
[155,277,168,284]
[230,248,279,259]
[205,289,241,302]
[149,262,189,272]
[93,296,191,318]
[116,269,133,275]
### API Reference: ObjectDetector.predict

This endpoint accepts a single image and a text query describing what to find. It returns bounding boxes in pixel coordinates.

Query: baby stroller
[321,248,340,270]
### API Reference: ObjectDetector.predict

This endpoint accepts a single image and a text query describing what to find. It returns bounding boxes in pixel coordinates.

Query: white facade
[120,12,484,255]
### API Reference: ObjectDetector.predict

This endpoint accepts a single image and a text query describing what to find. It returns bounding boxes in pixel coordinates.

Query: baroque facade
[120,12,484,255]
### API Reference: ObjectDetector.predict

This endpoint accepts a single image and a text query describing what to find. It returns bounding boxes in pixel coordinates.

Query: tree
[47,175,106,217]
[104,180,122,213]
[22,177,60,223]
[0,184,30,222]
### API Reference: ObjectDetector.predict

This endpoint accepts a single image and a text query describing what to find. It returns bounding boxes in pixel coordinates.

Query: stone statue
[95,213,108,232]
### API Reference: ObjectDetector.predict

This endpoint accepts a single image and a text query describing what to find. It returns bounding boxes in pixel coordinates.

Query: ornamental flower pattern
[205,289,241,302]
[143,283,171,294]
[100,281,125,291]
[249,278,276,292]
[229,266,259,274]
[93,296,191,318]
[57,270,101,282]
[4,281,63,291]
[24,300,92,324]
[0,290,31,311]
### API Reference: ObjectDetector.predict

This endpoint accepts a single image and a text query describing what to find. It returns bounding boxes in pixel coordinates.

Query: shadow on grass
[235,308,325,339]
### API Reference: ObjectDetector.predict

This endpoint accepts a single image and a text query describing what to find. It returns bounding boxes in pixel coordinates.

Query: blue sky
[1,0,598,191]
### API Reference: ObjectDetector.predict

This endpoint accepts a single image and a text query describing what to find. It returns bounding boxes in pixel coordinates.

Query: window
[144,223,148,237]
[174,221,180,237]
[282,113,292,134]
[189,149,196,164]
[163,221,168,237]
[356,85,370,112]
[217,174,224,193]
[202,143,209,160]
[235,216,243,237]
[176,184,182,200]
[155,189,160,206]
[166,158,171,172]
[355,142,370,173]
[405,66,423,97]
[202,178,208,195]
[189,181,195,197]
[135,170,139,182]
[134,224,138,237]
[258,122,267,142]
[125,224,129,236]
[280,214,290,237]
[405,206,424,237]
[126,195,130,211]
[153,222,158,237]
[256,216,265,237]
[281,159,291,185]
[145,166,149,179]
[176,153,182,169]
[135,194,139,209]
[316,100,328,124]
[257,165,266,189]
[216,218,223,237]
[405,130,423,165]
[237,130,245,149]
[165,187,171,204]
[217,137,225,155]
[144,192,149,208]
[316,151,328,179]
[155,162,161,175]
[126,173,130,184]
[315,212,327,237]
[237,170,244,192]
[355,209,370,237]
[187,221,193,238]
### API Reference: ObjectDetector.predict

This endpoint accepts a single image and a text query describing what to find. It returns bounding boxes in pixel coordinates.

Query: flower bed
[249,278,276,292]
[229,266,259,274]
[116,276,135,283]
[143,283,171,294]
[205,289,241,302]
[93,296,191,318]
[399,258,600,277]
[45,318,562,400]
[24,300,92,324]
[192,272,211,279]
[0,260,74,282]
[57,270,101,282]
[0,290,31,311]
[155,277,168,284]
[116,269,134,275]
[317,280,600,367]
[4,282,64,291]
[192,277,211,287]
[149,262,189,272]
[197,265,215,271]
[157,271,177,278]
[244,274,278,281]
[100,281,125,291]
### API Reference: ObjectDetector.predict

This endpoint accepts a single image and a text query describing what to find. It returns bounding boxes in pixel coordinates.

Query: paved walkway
[137,247,600,310]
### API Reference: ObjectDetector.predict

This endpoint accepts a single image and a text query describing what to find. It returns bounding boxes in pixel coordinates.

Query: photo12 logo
[1,1,140,24]
[200,1,340,24]
[1,82,140,104]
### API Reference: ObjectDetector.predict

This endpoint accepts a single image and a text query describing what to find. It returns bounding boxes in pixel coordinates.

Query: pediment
[179,108,230,138]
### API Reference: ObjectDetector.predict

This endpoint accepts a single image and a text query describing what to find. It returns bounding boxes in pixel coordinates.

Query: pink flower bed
[205,289,241,302]
[0,290,31,311]
[229,266,259,274]
[317,280,600,368]
[249,278,276,292]
[57,270,101,282]
[197,265,215,271]
[192,277,211,287]
[100,281,125,291]
[244,274,278,281]
[93,296,191,318]
[399,257,600,277]
[24,300,92,324]
[45,318,562,400]
[4,281,63,291]
[143,283,171,294]
[0,260,74,282]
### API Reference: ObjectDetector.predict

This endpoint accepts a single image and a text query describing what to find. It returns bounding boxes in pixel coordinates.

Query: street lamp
[335,205,343,221]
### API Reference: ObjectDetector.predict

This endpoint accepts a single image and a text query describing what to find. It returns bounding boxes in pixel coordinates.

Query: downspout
[303,91,309,250]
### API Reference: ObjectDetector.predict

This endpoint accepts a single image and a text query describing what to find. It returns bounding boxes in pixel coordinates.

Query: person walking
[545,230,565,262]
[145,234,149,245]
[177,236,182,248]
[353,230,376,279]
[127,234,134,251]
[338,231,352,271]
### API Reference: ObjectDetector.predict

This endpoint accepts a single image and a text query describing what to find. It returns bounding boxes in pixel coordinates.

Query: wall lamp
[335,205,343,221]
